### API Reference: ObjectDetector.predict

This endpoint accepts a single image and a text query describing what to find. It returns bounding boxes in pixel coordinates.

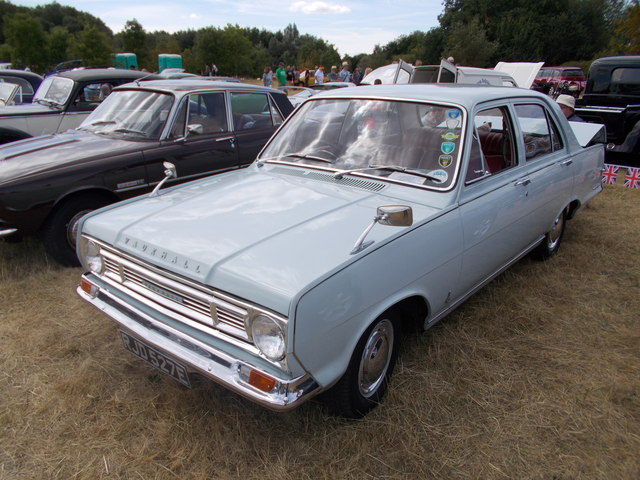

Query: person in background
[363,67,373,78]
[292,65,300,86]
[339,61,351,82]
[302,67,310,87]
[327,65,339,82]
[314,65,325,84]
[415,59,423,66]
[352,66,363,85]
[557,94,584,122]
[262,67,273,87]
[275,63,287,87]
[286,65,294,85]
[211,63,218,75]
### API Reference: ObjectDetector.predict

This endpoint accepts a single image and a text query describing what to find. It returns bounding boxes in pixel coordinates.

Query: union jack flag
[624,167,640,189]
[601,164,619,184]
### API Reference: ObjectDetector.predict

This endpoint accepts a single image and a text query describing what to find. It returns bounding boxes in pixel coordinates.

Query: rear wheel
[325,311,399,418]
[42,195,110,266]
[531,209,566,260]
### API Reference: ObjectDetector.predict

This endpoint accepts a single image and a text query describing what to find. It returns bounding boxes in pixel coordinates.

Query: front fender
[0,126,31,145]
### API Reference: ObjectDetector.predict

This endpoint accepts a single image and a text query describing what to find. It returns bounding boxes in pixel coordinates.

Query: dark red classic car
[532,66,586,98]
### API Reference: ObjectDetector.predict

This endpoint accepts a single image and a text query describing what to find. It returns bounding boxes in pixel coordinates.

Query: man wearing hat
[339,61,351,82]
[556,94,584,122]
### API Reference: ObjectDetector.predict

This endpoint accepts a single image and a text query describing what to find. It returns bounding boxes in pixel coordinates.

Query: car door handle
[515,178,531,187]
[561,159,573,166]
[216,136,235,144]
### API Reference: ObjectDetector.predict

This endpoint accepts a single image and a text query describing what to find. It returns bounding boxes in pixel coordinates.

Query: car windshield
[33,76,74,106]
[259,98,465,190]
[0,82,20,105]
[78,90,174,139]
[562,69,584,77]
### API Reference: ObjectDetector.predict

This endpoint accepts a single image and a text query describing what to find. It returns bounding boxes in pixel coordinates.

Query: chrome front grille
[100,246,250,341]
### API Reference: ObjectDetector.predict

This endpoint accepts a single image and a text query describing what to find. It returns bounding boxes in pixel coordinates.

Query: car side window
[231,93,276,131]
[514,104,563,161]
[168,98,188,138]
[187,93,228,134]
[471,106,516,177]
[0,76,33,95]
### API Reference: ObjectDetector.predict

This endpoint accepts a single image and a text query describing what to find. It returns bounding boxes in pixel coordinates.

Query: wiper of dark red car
[334,164,441,182]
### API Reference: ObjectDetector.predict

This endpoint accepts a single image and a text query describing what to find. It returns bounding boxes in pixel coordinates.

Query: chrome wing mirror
[149,161,177,197]
[351,205,413,254]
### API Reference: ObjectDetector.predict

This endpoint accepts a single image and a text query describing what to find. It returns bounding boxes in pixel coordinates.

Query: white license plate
[120,330,191,387]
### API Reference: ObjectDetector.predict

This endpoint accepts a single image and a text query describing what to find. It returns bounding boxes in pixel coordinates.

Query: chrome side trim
[78,278,321,411]
[0,228,18,237]
[425,236,544,328]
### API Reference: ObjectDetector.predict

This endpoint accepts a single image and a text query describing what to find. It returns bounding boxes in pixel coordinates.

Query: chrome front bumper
[78,273,321,411]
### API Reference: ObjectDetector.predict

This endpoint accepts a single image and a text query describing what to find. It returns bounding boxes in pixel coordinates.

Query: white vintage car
[77,85,604,418]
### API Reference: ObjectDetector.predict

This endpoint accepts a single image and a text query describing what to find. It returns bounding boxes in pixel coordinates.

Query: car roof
[307,83,551,110]
[0,69,43,81]
[114,79,286,95]
[56,68,159,82]
[590,55,640,67]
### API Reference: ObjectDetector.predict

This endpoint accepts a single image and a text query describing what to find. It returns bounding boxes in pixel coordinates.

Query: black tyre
[325,310,399,419]
[42,196,109,266]
[531,209,566,261]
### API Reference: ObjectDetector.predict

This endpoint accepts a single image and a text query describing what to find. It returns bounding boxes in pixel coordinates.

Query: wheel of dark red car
[325,310,399,419]
[531,208,566,261]
[42,195,110,266]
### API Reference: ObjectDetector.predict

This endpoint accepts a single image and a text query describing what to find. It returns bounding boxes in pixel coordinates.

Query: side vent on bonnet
[271,167,386,192]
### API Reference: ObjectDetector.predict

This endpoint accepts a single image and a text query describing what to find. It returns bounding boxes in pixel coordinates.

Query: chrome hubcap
[66,210,92,248]
[547,212,564,250]
[358,319,394,398]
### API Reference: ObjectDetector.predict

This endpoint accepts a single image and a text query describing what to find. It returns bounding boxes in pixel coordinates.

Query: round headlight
[251,314,285,361]
[83,239,103,274]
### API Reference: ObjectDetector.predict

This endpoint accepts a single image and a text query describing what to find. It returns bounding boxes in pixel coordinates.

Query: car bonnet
[80,164,444,316]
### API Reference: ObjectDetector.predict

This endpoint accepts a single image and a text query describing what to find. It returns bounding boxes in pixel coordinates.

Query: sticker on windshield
[429,169,449,184]
[441,132,459,141]
[447,110,460,119]
[446,119,459,129]
[441,142,455,154]
[439,155,453,168]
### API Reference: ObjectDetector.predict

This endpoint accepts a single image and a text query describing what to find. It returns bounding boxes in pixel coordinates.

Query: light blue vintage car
[77,85,604,418]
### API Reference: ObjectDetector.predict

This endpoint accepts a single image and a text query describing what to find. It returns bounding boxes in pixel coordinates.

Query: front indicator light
[80,277,99,298]
[249,370,277,392]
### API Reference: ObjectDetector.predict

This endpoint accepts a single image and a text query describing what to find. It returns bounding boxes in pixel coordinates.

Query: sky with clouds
[13,0,443,56]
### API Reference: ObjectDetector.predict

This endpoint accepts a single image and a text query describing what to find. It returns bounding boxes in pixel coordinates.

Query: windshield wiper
[334,164,442,182]
[284,153,335,164]
[85,120,117,127]
[35,98,63,108]
[111,127,148,137]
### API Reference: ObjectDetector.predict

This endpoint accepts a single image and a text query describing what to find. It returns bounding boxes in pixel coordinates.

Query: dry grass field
[0,185,638,480]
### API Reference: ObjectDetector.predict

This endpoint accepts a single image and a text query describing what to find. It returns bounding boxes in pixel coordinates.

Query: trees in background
[0,0,638,75]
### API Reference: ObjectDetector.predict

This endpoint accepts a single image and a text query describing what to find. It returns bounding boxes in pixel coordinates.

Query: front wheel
[325,311,399,418]
[531,209,566,260]
[42,196,109,266]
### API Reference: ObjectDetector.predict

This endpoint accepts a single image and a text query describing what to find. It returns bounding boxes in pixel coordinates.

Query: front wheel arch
[0,127,32,145]
[41,190,117,266]
[323,308,401,419]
